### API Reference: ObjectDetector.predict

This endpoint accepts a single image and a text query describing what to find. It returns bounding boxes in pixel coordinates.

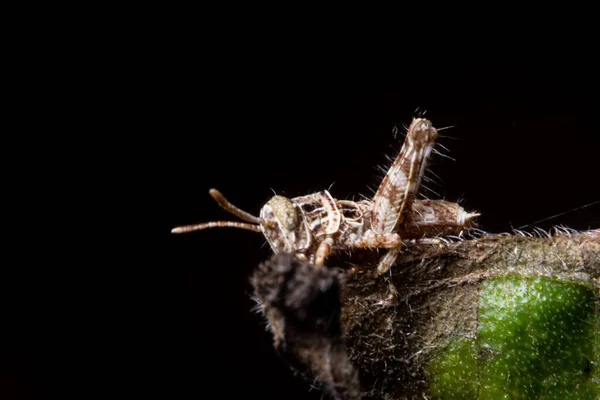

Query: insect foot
[172,118,480,274]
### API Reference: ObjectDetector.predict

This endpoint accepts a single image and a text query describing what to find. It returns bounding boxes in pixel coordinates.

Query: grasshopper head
[171,189,309,256]
[259,195,303,253]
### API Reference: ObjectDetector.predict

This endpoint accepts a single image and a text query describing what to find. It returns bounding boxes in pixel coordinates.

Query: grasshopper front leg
[370,118,439,275]
[314,236,335,267]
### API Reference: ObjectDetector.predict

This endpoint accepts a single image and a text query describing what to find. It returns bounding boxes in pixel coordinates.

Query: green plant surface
[427,277,599,399]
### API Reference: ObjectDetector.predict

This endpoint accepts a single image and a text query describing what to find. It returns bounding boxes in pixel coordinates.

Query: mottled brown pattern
[371,118,438,234]
[171,119,478,274]
[402,200,480,239]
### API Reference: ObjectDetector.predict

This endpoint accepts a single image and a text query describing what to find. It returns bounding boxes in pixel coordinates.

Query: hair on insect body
[172,118,480,275]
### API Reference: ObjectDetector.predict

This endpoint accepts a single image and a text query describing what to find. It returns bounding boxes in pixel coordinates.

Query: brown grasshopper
[172,118,479,275]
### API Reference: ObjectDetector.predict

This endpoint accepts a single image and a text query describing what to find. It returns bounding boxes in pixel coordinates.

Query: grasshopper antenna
[171,221,262,234]
[208,188,262,223]
[171,188,263,234]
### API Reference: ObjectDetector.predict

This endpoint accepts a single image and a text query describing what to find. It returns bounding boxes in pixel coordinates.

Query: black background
[159,66,600,400]
[3,53,599,399]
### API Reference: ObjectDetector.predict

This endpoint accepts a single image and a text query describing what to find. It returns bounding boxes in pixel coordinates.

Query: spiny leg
[341,230,404,275]
[374,238,442,276]
[369,118,439,275]
[376,247,401,275]
[370,118,439,233]
[314,236,334,267]
[376,201,481,275]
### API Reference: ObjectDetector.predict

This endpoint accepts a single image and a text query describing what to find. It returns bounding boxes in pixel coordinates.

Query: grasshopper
[172,118,479,275]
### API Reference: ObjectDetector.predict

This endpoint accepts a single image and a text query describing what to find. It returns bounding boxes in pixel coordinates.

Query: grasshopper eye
[267,196,298,230]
